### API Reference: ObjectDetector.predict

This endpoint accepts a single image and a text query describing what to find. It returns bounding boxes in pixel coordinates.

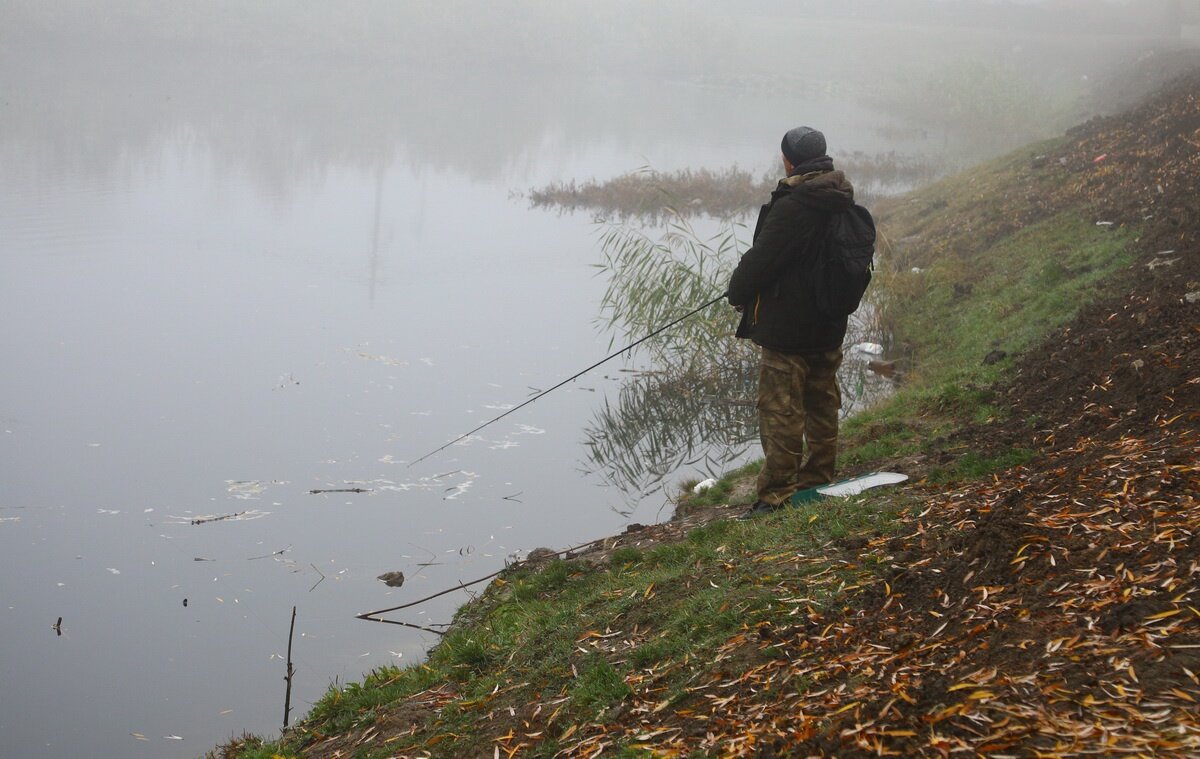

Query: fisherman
[727,126,855,517]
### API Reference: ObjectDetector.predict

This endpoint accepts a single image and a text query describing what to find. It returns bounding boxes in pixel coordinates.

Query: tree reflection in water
[582,352,759,515]
[582,216,894,513]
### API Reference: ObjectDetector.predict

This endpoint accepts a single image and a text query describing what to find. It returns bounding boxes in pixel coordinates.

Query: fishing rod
[408,293,727,467]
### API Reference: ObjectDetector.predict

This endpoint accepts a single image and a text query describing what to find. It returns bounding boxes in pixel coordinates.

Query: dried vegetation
[528,152,940,221]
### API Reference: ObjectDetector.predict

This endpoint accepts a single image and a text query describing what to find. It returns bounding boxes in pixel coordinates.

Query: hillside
[214,69,1199,758]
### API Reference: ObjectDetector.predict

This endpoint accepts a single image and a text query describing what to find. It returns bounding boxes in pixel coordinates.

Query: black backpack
[810,204,876,318]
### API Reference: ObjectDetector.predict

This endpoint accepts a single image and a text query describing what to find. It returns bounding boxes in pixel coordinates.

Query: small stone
[1131,359,1145,372]
[525,547,558,564]
[1185,291,1200,304]
[868,359,898,377]
[376,571,405,588]
[983,350,1008,366]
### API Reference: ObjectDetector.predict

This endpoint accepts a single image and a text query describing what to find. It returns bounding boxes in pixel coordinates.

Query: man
[727,126,855,516]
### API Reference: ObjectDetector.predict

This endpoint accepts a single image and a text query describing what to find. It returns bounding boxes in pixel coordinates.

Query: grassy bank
[213,71,1200,758]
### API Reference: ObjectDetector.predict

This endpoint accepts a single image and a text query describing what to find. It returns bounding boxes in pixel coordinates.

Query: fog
[4,0,1194,182]
[1,2,1196,758]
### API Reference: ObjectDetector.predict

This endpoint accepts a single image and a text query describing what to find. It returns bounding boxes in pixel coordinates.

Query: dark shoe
[738,500,781,520]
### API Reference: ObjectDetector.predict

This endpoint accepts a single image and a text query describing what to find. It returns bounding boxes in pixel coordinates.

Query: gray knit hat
[781,126,827,165]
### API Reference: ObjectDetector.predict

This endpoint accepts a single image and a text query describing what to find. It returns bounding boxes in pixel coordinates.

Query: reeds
[531,165,773,221]
[531,154,946,220]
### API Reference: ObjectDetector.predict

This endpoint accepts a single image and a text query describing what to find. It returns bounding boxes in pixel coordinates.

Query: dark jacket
[727,170,855,354]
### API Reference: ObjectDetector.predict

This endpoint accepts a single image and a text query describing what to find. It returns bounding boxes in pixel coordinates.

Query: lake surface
[0,22,1076,756]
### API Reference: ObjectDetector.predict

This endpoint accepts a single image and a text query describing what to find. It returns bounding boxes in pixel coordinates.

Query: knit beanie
[781,126,827,165]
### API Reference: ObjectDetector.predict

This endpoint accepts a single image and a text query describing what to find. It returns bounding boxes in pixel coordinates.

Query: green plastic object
[790,485,826,505]
[789,471,908,505]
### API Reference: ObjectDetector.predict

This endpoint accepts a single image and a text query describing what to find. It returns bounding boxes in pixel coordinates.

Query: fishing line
[408,293,726,467]
[356,535,614,626]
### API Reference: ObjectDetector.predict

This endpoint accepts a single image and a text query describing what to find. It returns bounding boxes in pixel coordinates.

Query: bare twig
[190,511,245,525]
[283,606,297,728]
[308,563,326,593]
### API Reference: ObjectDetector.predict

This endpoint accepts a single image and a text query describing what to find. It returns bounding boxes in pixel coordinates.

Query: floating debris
[247,546,289,560]
[189,511,245,525]
[308,488,370,494]
[171,509,269,525]
[225,480,287,500]
[349,346,409,367]
[309,564,326,592]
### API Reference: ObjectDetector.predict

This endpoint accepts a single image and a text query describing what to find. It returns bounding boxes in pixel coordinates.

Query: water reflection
[582,358,759,511]
[581,294,897,509]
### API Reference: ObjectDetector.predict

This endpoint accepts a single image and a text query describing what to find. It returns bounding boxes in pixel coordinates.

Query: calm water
[0,29,1009,758]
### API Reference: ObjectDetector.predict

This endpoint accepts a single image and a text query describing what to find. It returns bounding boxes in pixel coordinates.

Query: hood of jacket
[778,169,855,212]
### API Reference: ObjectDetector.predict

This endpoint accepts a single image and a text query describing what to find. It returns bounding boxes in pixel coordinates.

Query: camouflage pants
[755,347,843,505]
